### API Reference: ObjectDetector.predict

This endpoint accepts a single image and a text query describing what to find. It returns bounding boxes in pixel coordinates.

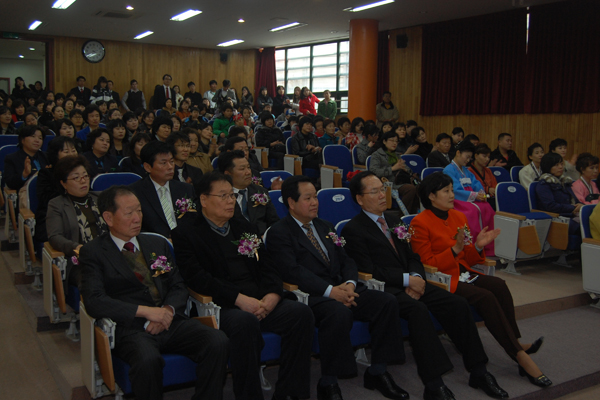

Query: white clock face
[83,40,105,63]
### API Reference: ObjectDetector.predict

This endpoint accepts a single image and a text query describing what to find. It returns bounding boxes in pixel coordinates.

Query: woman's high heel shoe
[518,365,552,388]
[525,336,544,355]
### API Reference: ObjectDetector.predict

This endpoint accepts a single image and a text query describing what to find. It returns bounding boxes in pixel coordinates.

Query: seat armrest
[495,211,526,220]
[423,265,438,274]
[44,242,65,258]
[19,207,34,220]
[320,164,339,171]
[353,164,366,170]
[187,288,213,304]
[583,238,600,246]
[358,272,373,281]
[531,209,560,218]
[282,282,298,291]
[483,259,496,266]
[194,315,218,329]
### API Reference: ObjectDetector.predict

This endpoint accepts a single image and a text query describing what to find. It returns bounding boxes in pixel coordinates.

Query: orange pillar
[348,19,378,121]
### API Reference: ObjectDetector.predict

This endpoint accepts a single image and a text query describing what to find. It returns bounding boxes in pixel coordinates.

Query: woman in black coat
[82,128,119,178]
[3,125,48,191]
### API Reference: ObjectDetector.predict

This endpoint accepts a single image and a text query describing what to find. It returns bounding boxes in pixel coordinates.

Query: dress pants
[114,317,229,400]
[309,284,404,378]
[393,283,489,384]
[454,274,522,359]
[219,299,314,400]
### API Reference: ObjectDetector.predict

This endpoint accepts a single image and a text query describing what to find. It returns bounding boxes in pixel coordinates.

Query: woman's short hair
[527,142,544,161]
[82,105,100,122]
[122,111,136,123]
[363,124,380,139]
[260,111,274,125]
[381,131,397,143]
[152,116,173,134]
[128,133,152,162]
[69,109,83,119]
[474,143,491,155]
[106,119,127,139]
[85,128,110,152]
[47,136,77,166]
[540,152,564,174]
[337,117,350,128]
[54,155,91,185]
[549,138,568,152]
[18,125,45,147]
[455,140,475,155]
[323,119,336,130]
[576,152,600,173]
[417,172,454,210]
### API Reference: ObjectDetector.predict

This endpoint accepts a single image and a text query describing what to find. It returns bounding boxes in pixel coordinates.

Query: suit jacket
[3,148,48,190]
[233,183,280,235]
[267,215,358,297]
[427,150,451,168]
[80,233,189,334]
[342,211,426,296]
[129,176,195,237]
[172,163,203,186]
[68,86,92,105]
[172,212,283,308]
[83,151,120,178]
[153,85,176,110]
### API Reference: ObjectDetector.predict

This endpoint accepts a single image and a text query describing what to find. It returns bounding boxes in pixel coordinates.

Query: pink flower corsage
[232,233,262,260]
[150,253,173,277]
[452,224,473,245]
[250,193,270,207]
[390,223,414,242]
[175,197,197,218]
[252,176,263,186]
[71,256,79,265]
[326,232,346,247]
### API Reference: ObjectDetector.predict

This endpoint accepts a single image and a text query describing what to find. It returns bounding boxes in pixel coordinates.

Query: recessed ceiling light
[171,10,202,21]
[19,55,24,58]
[126,5,134,10]
[52,0,76,9]
[29,47,35,51]
[344,0,395,12]
[217,39,244,47]
[330,30,338,33]
[238,18,245,23]
[28,21,42,30]
[134,31,153,39]
[270,22,307,32]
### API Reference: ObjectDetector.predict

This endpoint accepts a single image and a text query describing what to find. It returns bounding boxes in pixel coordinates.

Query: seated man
[79,186,228,400]
[172,172,313,400]
[427,133,453,168]
[129,141,195,238]
[490,133,522,170]
[342,171,509,400]
[165,131,203,185]
[267,175,407,400]
[223,135,265,179]
[218,150,279,236]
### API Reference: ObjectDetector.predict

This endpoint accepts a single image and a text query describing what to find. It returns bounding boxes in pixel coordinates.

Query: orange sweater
[410,209,485,293]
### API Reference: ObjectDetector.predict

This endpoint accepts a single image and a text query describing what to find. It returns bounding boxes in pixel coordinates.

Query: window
[276,40,349,114]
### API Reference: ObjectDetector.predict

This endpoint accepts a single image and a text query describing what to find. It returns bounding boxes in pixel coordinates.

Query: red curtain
[255,47,277,107]
[420,9,527,116]
[377,31,390,103]
[524,0,600,114]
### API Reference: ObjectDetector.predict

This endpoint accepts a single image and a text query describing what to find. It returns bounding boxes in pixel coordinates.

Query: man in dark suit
[79,185,228,400]
[342,171,509,400]
[267,175,407,400]
[218,150,279,235]
[67,76,92,105]
[212,79,238,108]
[224,135,265,178]
[166,131,203,186]
[426,133,453,168]
[183,81,204,107]
[153,74,176,110]
[129,141,195,238]
[172,172,313,400]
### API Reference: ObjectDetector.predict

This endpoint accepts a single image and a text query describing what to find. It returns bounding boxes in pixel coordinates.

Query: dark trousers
[220,299,314,400]
[114,318,229,400]
[268,149,286,170]
[393,283,489,384]
[309,285,404,378]
[455,274,522,359]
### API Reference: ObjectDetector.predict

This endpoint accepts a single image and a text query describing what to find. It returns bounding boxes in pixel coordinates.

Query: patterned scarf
[73,196,108,243]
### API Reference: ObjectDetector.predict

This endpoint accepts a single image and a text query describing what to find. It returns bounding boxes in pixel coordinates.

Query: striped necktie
[377,217,397,253]
[302,223,329,263]
[159,186,177,230]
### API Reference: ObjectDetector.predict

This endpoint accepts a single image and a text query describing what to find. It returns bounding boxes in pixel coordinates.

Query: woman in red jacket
[410,172,552,389]
[298,87,319,115]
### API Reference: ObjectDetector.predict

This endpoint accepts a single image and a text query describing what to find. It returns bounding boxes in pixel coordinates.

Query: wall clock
[82,40,105,63]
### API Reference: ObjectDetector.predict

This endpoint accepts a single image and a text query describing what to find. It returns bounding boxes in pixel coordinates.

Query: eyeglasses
[206,193,238,201]
[67,174,90,182]
[361,187,386,196]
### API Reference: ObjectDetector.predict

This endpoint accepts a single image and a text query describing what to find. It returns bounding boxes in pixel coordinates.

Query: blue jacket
[535,174,577,217]
[443,161,484,202]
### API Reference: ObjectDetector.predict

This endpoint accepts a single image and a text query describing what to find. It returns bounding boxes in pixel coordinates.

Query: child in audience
[427,133,453,167]
[572,153,599,205]
[213,103,235,142]
[549,138,579,181]
[519,143,544,190]
[257,86,273,112]
[346,117,365,150]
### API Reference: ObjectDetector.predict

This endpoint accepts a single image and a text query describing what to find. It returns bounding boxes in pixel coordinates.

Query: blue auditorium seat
[90,172,142,191]
[489,166,510,183]
[260,170,292,189]
[317,188,361,227]
[268,190,288,218]
[401,154,426,176]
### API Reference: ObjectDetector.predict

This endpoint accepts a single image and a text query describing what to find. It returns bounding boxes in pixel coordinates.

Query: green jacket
[317,99,337,120]
[212,116,234,137]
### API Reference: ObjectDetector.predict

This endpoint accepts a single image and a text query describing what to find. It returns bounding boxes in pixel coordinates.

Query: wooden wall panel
[51,36,256,106]
[388,26,600,161]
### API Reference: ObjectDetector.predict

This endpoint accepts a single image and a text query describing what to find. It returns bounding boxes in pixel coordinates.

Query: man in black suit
[172,172,313,400]
[107,80,120,106]
[426,133,453,168]
[224,135,265,178]
[67,76,91,105]
[153,74,176,110]
[267,175,407,400]
[183,81,204,107]
[342,171,509,400]
[218,150,279,235]
[129,141,195,238]
[166,131,203,186]
[79,185,228,400]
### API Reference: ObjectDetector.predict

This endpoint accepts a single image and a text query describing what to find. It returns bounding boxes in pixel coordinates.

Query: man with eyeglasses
[341,171,508,400]
[172,172,314,400]
[129,141,195,238]
[166,131,203,186]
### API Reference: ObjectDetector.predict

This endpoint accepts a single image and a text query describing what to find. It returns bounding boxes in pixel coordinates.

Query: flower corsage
[232,233,262,260]
[71,248,80,265]
[150,253,173,277]
[390,223,414,242]
[175,197,197,218]
[452,224,473,245]
[325,232,346,247]
[250,193,270,207]
[252,176,263,186]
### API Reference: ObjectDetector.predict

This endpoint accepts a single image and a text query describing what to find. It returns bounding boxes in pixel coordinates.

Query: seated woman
[76,105,103,142]
[256,86,273,112]
[122,111,140,140]
[290,116,321,172]
[83,128,119,178]
[69,109,86,133]
[106,119,129,161]
[443,141,495,255]
[184,127,213,174]
[4,125,47,191]
[161,98,176,117]
[354,123,379,165]
[47,155,108,289]
[318,118,343,148]
[468,144,498,210]
[393,122,417,155]
[196,121,218,159]
[152,116,173,142]
[345,117,365,150]
[35,136,79,243]
[572,153,599,205]
[138,110,155,135]
[176,99,191,121]
[0,106,17,135]
[11,99,26,122]
[536,152,583,237]
[369,131,419,214]
[410,126,433,160]
[411,172,551,388]
[255,111,286,169]
[120,132,151,177]
[519,143,544,191]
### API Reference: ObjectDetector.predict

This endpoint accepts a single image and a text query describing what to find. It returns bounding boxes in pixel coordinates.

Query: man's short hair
[76,76,86,82]
[435,133,452,143]
[122,111,136,123]
[162,74,172,80]
[549,138,568,152]
[98,185,137,215]
[187,81,195,88]
[228,126,247,138]
[260,111,274,125]
[217,150,246,173]
[349,171,378,204]
[194,171,232,197]
[222,79,231,87]
[281,175,313,209]
[224,136,246,151]
[406,120,418,128]
[166,131,190,155]
[474,144,492,155]
[220,103,233,113]
[130,79,137,85]
[209,80,217,86]
[451,127,464,135]
[464,134,479,143]
[498,132,512,141]
[152,116,173,135]
[140,140,172,166]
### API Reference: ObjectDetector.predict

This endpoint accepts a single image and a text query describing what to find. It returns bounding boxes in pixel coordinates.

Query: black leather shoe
[423,385,456,400]
[525,336,544,355]
[364,370,410,399]
[518,365,553,388]
[317,383,343,400]
[469,372,509,399]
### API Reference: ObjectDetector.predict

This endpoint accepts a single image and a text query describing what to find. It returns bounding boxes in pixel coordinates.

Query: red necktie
[377,217,397,253]
[80,88,83,93]
[166,88,170,99]
[124,242,135,253]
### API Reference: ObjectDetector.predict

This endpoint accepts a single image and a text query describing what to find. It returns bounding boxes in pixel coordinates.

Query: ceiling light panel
[134,31,153,39]
[52,0,76,9]
[270,22,307,32]
[171,10,202,21]
[344,0,395,12]
[28,21,42,30]
[217,39,244,47]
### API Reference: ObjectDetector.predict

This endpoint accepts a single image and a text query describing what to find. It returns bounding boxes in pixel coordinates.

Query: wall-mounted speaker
[396,34,408,49]
[220,52,228,62]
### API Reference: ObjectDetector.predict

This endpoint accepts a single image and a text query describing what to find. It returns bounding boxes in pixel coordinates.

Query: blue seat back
[401,154,426,175]
[0,135,18,148]
[495,182,531,214]
[489,166,511,183]
[90,172,142,191]
[42,134,56,152]
[14,121,23,129]
[260,170,292,189]
[268,190,288,218]
[276,121,284,127]
[323,145,352,181]
[335,219,350,236]
[351,146,359,165]
[529,181,540,210]
[283,130,292,140]
[211,156,219,169]
[317,188,361,227]
[401,214,416,225]
[421,167,443,180]
[286,137,292,154]
[366,155,372,170]
[118,156,129,167]
[580,204,595,238]
[510,166,523,183]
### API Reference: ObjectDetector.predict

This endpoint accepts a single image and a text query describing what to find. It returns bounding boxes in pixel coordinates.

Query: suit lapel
[100,235,143,287]
[138,235,164,296]
[140,178,169,226]
[62,196,79,239]
[287,216,330,267]
[359,212,400,261]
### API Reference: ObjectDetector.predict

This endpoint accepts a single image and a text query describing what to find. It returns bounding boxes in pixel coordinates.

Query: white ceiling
[0,0,561,51]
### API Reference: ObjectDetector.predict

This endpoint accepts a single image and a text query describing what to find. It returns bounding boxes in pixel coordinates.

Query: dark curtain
[255,47,277,108]
[377,31,390,104]
[524,0,600,114]
[420,9,527,116]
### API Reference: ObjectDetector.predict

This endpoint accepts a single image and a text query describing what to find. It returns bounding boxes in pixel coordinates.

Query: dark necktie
[377,217,397,253]
[302,223,329,263]
[124,242,135,253]
[239,189,249,220]
[166,88,170,99]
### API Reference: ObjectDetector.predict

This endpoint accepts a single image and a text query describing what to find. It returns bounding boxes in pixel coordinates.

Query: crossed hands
[405,276,425,300]
[138,305,174,335]
[330,282,359,307]
[235,293,281,321]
